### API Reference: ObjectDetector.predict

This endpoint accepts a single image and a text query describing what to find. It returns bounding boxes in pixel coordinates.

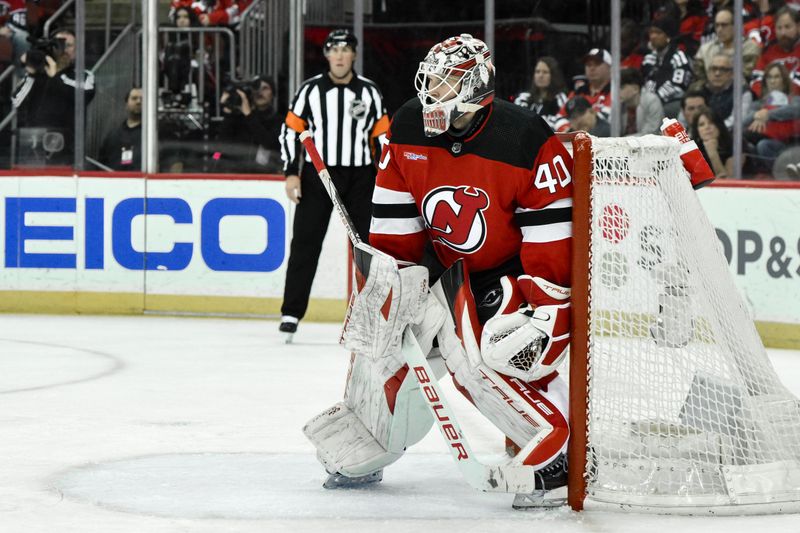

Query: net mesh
[583,136,800,510]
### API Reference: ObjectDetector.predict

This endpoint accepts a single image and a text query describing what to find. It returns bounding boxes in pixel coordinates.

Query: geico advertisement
[699,186,800,324]
[0,176,348,299]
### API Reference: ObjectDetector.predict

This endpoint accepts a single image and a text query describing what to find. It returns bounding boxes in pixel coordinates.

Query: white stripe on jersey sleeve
[373,185,416,204]
[370,216,426,235]
[514,197,573,214]
[521,222,572,243]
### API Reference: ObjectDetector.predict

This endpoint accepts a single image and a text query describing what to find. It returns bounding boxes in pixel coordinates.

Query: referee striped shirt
[279,72,389,175]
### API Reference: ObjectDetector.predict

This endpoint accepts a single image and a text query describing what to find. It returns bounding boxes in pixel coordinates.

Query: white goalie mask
[415,33,495,137]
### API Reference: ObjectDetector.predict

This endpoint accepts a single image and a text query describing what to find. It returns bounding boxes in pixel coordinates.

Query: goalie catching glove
[480,275,571,382]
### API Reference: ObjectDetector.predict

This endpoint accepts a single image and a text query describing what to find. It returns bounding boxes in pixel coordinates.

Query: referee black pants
[281,164,376,320]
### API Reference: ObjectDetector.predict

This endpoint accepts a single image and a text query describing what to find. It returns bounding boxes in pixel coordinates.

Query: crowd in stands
[0,0,283,172]
[514,0,800,179]
[1,0,798,179]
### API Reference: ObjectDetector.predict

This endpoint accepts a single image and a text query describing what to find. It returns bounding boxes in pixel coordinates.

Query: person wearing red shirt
[553,48,612,132]
[751,7,800,97]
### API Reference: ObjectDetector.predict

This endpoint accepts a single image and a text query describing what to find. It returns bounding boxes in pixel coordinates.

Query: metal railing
[43,0,75,37]
[45,0,137,55]
[0,65,18,133]
[239,0,289,84]
[141,26,238,121]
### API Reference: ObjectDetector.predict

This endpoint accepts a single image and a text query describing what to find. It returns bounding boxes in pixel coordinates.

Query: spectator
[621,18,646,69]
[169,0,207,23]
[678,89,709,129]
[619,68,664,136]
[173,4,200,28]
[566,95,610,137]
[693,7,760,88]
[0,0,29,75]
[554,48,611,132]
[161,5,201,107]
[699,53,754,130]
[99,87,142,171]
[658,0,708,56]
[277,29,388,337]
[744,0,786,47]
[642,16,694,118]
[751,7,800,98]
[216,75,283,173]
[12,28,95,166]
[158,5,208,172]
[744,62,800,170]
[514,56,568,131]
[699,0,759,44]
[692,106,736,178]
[199,0,252,27]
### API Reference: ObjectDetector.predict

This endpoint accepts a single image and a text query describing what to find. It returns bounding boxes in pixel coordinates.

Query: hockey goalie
[303,34,573,508]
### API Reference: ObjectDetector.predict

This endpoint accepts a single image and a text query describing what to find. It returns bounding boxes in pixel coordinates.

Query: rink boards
[0,172,798,347]
[0,172,349,320]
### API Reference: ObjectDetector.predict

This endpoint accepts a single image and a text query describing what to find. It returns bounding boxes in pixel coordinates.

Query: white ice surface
[2,314,800,532]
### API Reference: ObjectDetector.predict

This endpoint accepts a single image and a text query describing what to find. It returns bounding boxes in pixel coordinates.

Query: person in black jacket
[641,16,693,119]
[98,87,142,171]
[513,56,568,131]
[216,75,283,173]
[12,29,95,166]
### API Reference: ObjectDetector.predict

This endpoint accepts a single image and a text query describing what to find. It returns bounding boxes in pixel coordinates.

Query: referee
[278,29,389,338]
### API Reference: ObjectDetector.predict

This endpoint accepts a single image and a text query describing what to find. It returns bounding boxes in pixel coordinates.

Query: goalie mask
[415,33,495,137]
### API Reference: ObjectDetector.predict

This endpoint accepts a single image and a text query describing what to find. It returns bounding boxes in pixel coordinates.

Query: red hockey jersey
[370,99,573,301]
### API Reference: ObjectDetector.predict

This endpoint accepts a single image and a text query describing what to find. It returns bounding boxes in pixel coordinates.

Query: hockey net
[566,133,800,514]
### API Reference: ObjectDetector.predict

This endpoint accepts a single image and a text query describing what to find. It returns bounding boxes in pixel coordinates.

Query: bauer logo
[422,186,489,254]
[3,196,286,272]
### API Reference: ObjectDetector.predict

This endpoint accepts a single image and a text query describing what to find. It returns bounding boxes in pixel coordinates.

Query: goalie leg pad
[342,243,430,361]
[305,351,438,479]
[303,402,403,478]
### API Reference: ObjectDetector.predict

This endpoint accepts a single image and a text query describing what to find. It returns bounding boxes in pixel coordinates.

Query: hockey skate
[323,469,383,489]
[279,317,298,344]
[512,453,568,510]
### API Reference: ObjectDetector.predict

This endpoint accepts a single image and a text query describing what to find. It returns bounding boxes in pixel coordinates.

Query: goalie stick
[299,130,544,495]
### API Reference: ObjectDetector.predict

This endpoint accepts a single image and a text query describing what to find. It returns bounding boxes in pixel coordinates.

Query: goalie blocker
[303,244,571,499]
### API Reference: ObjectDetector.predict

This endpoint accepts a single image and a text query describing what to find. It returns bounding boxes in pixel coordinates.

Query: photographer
[215,75,283,173]
[12,29,95,167]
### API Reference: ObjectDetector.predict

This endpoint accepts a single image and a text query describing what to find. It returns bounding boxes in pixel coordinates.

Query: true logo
[349,99,367,119]
[422,185,490,253]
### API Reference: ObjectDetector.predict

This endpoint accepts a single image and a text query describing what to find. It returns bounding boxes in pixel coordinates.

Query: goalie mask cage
[566,133,800,515]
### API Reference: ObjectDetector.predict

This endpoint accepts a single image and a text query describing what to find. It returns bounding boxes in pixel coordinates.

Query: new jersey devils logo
[422,186,490,253]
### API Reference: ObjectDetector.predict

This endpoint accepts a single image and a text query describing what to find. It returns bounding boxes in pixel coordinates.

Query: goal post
[565,133,800,514]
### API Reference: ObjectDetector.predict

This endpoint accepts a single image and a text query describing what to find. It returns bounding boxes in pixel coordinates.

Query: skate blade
[512,486,567,510]
[323,470,383,489]
[284,333,294,344]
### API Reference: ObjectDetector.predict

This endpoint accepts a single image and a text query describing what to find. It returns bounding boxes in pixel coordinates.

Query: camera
[25,37,67,72]
[221,78,260,113]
